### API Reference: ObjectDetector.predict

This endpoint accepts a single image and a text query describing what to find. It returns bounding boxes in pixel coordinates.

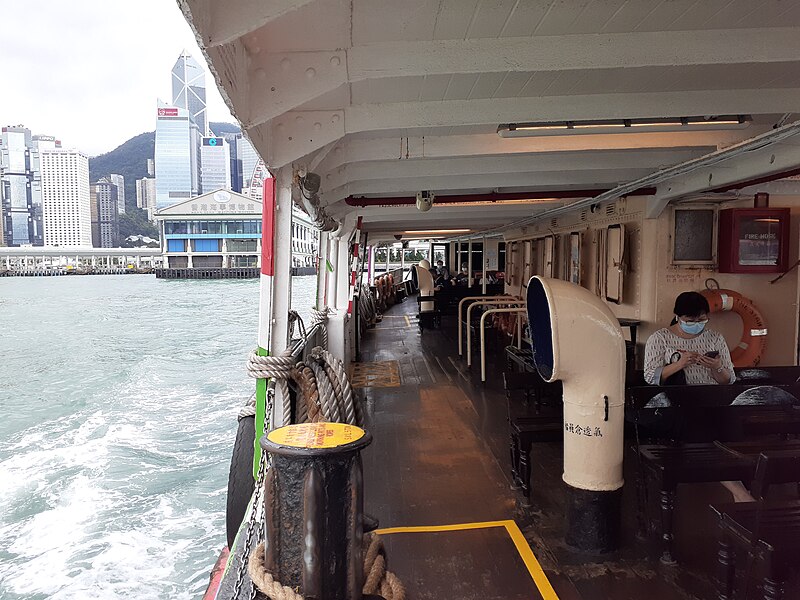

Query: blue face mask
[679,319,707,335]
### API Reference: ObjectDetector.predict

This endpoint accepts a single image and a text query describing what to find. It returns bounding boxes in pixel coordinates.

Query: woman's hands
[697,353,723,371]
[675,350,701,369]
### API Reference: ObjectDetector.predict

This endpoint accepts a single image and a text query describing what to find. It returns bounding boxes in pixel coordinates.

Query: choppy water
[0,275,317,600]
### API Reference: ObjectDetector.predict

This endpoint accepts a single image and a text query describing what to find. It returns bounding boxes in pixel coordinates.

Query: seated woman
[644,291,735,386]
[645,291,750,501]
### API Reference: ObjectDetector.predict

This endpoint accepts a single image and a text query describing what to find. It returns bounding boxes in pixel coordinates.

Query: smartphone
[705,351,719,358]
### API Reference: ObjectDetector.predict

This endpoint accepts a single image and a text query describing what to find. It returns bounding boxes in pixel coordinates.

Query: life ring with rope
[700,287,768,367]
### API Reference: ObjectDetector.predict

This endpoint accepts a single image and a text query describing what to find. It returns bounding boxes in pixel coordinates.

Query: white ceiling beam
[315,130,758,173]
[321,149,703,191]
[348,28,800,79]
[345,89,800,134]
[193,0,319,48]
[322,169,651,205]
[647,138,800,218]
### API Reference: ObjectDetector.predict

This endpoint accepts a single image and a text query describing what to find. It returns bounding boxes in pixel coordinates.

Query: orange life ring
[701,288,768,367]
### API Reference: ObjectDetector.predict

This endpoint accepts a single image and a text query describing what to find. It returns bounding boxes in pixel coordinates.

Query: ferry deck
[179,2,800,599]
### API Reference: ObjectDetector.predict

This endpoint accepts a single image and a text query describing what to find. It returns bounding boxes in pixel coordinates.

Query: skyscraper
[200,136,231,192]
[0,126,49,246]
[136,177,157,220]
[109,173,125,214]
[239,136,260,193]
[40,149,91,246]
[222,132,244,192]
[91,177,119,248]
[155,101,201,210]
[172,50,207,135]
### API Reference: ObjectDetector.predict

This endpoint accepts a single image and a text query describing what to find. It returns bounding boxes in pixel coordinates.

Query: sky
[0,0,235,156]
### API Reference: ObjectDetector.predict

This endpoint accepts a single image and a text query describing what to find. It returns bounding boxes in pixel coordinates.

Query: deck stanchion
[480,307,526,381]
[457,294,514,356]
[466,299,524,367]
[260,422,373,599]
[316,231,330,310]
[255,175,278,476]
[482,235,487,295]
[467,239,473,287]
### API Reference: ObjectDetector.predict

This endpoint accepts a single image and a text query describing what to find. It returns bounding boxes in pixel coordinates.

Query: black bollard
[261,422,373,600]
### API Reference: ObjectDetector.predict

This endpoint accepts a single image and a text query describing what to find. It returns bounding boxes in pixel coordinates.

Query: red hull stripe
[261,177,276,276]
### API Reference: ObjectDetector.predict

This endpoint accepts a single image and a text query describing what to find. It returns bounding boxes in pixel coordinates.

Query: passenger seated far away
[644,291,751,502]
[644,291,735,386]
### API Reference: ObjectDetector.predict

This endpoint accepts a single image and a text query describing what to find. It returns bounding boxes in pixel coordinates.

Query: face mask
[679,319,706,335]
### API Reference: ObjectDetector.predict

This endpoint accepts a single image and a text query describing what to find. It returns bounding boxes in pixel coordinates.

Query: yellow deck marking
[403,315,411,326]
[349,361,401,388]
[376,520,559,600]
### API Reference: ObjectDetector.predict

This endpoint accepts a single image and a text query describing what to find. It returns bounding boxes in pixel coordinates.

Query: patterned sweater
[644,327,736,385]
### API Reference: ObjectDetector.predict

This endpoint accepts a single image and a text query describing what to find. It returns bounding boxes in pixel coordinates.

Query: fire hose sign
[268,422,365,449]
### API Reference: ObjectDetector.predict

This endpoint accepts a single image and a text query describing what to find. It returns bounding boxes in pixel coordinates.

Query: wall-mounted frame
[718,207,790,273]
[568,232,581,285]
[605,224,625,304]
[671,206,717,265]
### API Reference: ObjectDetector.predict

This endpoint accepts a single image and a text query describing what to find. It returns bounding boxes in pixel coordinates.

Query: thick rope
[311,347,360,426]
[246,348,294,425]
[291,363,323,423]
[309,308,333,349]
[248,532,405,600]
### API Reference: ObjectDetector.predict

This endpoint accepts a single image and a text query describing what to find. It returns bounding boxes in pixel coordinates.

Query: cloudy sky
[0,0,234,156]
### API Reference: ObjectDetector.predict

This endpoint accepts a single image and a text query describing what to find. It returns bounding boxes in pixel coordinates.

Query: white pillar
[367,245,375,282]
[270,168,294,427]
[455,240,461,273]
[482,235,487,295]
[385,243,390,275]
[316,231,330,309]
[326,235,339,309]
[400,245,405,279]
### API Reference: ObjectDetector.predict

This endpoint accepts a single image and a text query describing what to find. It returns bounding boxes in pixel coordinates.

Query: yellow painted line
[376,520,559,600]
[403,315,411,326]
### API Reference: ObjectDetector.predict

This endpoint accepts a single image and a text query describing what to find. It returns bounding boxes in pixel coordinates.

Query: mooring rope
[246,348,294,426]
[248,532,405,600]
[309,308,333,349]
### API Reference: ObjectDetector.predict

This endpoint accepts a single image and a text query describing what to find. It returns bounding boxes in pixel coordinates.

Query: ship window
[672,207,716,264]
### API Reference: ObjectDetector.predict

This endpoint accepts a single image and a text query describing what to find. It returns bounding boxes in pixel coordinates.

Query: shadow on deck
[356,298,797,600]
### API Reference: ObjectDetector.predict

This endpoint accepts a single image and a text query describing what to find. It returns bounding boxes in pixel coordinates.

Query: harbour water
[0,275,317,600]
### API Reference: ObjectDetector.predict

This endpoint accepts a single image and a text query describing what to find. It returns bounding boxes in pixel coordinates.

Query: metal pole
[482,235,487,295]
[385,243,390,275]
[467,299,524,366]
[270,169,294,427]
[255,176,278,476]
[367,245,375,283]
[467,239,473,287]
[326,235,339,309]
[480,308,526,381]
[316,231,329,310]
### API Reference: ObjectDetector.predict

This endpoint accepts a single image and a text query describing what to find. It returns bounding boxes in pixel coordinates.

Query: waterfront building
[154,101,201,210]
[90,177,119,248]
[154,188,318,272]
[200,136,231,193]
[136,177,157,220]
[109,173,125,214]
[40,149,91,247]
[147,158,154,177]
[155,189,262,269]
[171,50,207,135]
[0,126,52,246]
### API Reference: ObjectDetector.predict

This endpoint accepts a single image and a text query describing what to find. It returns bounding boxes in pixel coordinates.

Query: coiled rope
[248,532,405,600]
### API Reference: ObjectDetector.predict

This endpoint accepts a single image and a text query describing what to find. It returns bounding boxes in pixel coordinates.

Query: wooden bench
[628,378,800,564]
[503,370,562,500]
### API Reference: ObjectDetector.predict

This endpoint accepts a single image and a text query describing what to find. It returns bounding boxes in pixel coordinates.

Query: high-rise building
[200,136,231,192]
[91,177,119,248]
[136,177,157,220]
[155,101,201,210]
[109,173,125,214]
[40,149,91,246]
[239,136,260,193]
[172,50,207,135]
[222,132,244,192]
[0,126,50,246]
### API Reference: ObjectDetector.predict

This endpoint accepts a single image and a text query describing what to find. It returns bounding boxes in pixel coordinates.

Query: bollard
[261,422,373,599]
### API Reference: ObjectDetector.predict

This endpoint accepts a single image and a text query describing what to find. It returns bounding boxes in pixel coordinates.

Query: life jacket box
[717,208,790,273]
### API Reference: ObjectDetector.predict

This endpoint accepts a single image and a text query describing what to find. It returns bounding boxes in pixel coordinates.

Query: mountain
[88,122,241,239]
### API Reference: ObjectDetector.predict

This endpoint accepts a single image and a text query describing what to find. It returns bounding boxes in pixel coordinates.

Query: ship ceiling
[179,0,800,234]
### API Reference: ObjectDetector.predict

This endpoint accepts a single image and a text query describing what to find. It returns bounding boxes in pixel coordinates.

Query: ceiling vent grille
[605,203,616,216]
[550,218,558,228]
[580,210,588,222]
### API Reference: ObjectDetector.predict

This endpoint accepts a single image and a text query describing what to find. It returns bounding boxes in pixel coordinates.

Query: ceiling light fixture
[498,115,751,138]
[403,229,471,235]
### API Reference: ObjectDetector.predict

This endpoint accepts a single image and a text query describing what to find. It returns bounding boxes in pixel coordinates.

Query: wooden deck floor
[357,299,747,600]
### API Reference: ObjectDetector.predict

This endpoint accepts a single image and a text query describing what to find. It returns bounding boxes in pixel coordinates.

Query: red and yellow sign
[267,422,365,449]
